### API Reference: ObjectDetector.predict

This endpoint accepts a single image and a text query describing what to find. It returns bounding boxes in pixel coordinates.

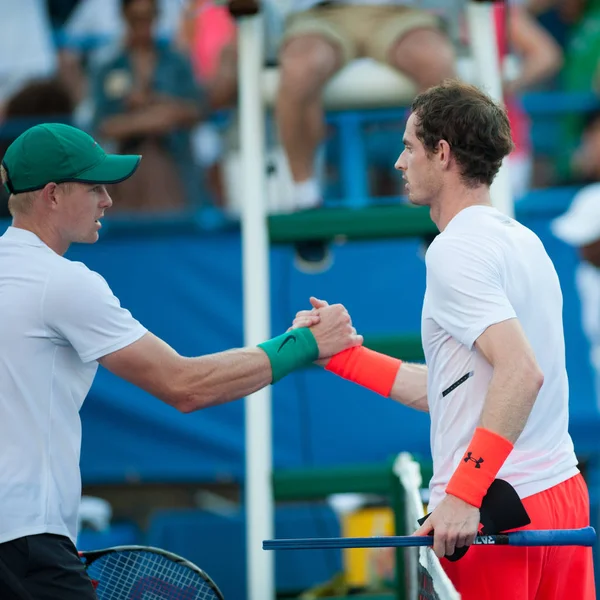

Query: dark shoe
[294,239,333,274]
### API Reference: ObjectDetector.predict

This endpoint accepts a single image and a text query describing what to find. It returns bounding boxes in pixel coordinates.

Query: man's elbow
[536,42,563,80]
[163,389,208,413]
[166,362,220,413]
[523,359,545,395]
[545,47,563,79]
[174,393,203,413]
[533,366,545,393]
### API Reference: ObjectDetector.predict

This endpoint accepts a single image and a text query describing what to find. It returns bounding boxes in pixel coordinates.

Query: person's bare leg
[276,34,342,200]
[276,34,342,269]
[389,28,455,92]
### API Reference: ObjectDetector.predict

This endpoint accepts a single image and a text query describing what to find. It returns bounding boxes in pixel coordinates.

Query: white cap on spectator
[552,183,600,246]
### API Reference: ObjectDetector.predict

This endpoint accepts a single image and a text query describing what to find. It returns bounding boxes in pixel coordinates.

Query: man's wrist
[446,427,514,509]
[258,328,319,383]
[325,346,401,396]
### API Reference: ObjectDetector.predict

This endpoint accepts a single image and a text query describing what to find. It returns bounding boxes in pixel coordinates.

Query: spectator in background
[0,79,75,218]
[493,0,563,199]
[62,0,183,55]
[177,0,238,111]
[59,0,186,112]
[552,182,600,411]
[0,0,59,110]
[527,0,600,183]
[552,111,600,409]
[275,0,456,270]
[90,0,206,213]
[46,0,82,29]
[176,0,238,208]
[570,111,600,182]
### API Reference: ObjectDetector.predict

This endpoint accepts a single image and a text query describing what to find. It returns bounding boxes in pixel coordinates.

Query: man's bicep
[98,332,182,404]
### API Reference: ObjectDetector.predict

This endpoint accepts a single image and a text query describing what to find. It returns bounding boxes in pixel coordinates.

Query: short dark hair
[410,79,514,188]
[121,0,157,12]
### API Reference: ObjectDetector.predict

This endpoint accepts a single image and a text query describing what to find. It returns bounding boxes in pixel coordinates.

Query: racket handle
[263,527,597,550]
[508,527,596,547]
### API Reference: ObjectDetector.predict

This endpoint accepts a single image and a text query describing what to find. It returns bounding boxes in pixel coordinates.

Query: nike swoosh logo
[277,335,297,353]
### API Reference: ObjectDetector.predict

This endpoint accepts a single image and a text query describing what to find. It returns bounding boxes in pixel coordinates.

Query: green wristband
[258,328,319,383]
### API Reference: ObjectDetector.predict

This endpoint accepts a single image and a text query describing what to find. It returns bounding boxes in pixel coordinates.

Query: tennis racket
[80,545,225,600]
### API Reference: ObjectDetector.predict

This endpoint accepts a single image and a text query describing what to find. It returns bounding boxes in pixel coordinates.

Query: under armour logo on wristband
[463,452,484,468]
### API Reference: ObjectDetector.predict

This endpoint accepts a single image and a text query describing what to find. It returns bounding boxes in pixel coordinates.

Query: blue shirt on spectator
[90,40,205,209]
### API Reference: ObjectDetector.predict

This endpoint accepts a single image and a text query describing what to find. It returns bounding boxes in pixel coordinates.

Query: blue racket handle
[263,527,596,550]
[506,527,597,547]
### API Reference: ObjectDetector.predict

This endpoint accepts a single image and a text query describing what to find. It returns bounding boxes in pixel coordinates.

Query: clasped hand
[288,297,363,361]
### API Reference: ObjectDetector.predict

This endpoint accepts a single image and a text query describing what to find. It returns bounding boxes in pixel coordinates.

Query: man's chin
[406,193,430,208]
[80,232,100,244]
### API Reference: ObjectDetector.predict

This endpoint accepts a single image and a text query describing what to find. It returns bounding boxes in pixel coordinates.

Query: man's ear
[41,182,59,208]
[437,139,452,169]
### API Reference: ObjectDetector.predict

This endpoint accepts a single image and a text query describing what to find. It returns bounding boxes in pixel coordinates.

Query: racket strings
[86,551,219,600]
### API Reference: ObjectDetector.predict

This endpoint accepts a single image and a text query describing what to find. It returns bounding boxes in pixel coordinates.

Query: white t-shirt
[423,206,578,510]
[0,227,147,544]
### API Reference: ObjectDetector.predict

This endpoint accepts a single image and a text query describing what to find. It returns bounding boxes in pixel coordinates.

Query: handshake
[288,296,363,362]
[261,295,400,397]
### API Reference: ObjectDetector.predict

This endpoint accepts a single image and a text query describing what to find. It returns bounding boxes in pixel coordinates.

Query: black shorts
[0,533,97,600]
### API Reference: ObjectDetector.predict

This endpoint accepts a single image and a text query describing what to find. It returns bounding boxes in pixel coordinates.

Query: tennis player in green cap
[0,123,362,599]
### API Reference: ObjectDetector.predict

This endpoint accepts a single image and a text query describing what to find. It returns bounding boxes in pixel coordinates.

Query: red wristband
[446,427,514,508]
[325,346,402,397]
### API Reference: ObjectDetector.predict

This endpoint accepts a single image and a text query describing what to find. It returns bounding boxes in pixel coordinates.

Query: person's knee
[390,28,456,90]
[278,35,342,102]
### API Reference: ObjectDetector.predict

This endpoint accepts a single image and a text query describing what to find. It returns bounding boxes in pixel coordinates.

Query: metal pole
[238,12,275,600]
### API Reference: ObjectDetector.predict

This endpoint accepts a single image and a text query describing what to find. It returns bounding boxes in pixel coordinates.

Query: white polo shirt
[0,227,147,545]
[423,206,578,511]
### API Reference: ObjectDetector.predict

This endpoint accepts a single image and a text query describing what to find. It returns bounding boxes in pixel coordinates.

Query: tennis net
[394,453,460,600]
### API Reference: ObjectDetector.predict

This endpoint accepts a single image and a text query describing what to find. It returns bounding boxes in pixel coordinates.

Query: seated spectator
[177,0,238,110]
[46,0,82,29]
[493,0,563,199]
[275,0,456,269]
[58,0,187,112]
[0,0,59,111]
[0,78,75,218]
[62,0,183,52]
[176,0,238,208]
[90,0,206,213]
[570,111,600,182]
[533,0,600,182]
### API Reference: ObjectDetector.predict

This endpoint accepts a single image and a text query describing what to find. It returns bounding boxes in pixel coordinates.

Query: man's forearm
[98,103,201,140]
[99,111,165,140]
[478,365,543,443]
[176,347,273,412]
[389,362,429,412]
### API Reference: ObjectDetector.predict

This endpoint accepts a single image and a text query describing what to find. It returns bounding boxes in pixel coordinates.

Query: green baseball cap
[1,123,141,195]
